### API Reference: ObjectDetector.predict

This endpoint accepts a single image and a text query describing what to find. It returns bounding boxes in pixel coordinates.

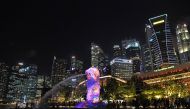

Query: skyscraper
[7,63,37,103]
[148,14,178,70]
[36,75,51,99]
[122,39,141,74]
[102,55,111,76]
[91,43,105,73]
[141,24,154,72]
[121,40,128,56]
[36,75,44,99]
[176,23,190,63]
[0,63,9,102]
[68,56,84,87]
[70,56,83,74]
[71,56,76,70]
[51,56,68,86]
[110,57,133,80]
[113,45,122,58]
[141,44,153,72]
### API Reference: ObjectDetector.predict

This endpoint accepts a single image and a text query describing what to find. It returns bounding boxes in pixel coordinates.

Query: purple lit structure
[75,67,100,108]
[86,67,100,105]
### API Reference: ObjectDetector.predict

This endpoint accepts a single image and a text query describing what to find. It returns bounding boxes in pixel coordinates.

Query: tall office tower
[122,39,141,74]
[51,56,68,86]
[69,56,84,87]
[110,57,133,80]
[121,40,128,56]
[36,75,44,99]
[0,63,9,102]
[91,43,105,73]
[7,63,37,103]
[141,44,153,72]
[176,23,190,63]
[70,56,83,74]
[148,14,178,70]
[102,55,110,76]
[71,56,76,71]
[122,39,140,58]
[36,75,52,98]
[113,45,122,58]
[141,24,155,72]
[44,75,52,88]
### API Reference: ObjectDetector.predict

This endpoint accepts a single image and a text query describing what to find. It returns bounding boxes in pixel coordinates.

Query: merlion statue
[75,67,101,108]
[85,67,100,105]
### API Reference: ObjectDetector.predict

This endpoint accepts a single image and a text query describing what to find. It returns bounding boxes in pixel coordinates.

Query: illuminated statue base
[75,101,106,108]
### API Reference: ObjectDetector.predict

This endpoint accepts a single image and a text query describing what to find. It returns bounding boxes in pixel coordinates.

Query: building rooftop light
[153,20,165,25]
[18,62,24,66]
[149,14,167,20]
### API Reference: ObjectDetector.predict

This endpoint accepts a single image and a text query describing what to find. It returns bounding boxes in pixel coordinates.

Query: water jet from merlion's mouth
[75,67,101,108]
[39,74,86,109]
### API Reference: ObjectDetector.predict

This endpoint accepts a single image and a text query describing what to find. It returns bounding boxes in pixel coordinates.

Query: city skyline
[0,1,190,74]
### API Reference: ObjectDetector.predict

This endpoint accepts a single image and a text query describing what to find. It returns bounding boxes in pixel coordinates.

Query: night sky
[0,0,190,74]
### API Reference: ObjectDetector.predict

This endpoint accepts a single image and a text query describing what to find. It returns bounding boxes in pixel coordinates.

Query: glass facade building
[148,14,178,70]
[36,75,44,99]
[110,57,133,80]
[36,75,51,99]
[141,24,154,72]
[51,56,68,86]
[91,43,106,74]
[0,63,9,102]
[141,44,153,72]
[113,45,122,58]
[7,63,37,103]
[176,23,190,63]
[122,39,141,74]
[70,56,83,74]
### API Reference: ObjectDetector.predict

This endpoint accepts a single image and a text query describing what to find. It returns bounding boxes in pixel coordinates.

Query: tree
[102,78,136,100]
[117,82,136,100]
[141,84,164,100]
[104,78,119,100]
[163,81,190,106]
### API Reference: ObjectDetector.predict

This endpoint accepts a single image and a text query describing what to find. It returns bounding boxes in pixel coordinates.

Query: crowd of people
[13,98,190,109]
[46,98,190,109]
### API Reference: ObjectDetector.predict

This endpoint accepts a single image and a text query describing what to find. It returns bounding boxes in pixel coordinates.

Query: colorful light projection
[85,67,100,105]
[75,67,101,108]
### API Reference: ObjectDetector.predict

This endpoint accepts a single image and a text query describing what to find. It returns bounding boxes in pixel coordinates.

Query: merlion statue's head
[85,67,100,81]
